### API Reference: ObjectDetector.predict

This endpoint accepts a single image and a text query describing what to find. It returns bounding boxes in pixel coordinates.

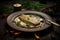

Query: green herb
[22,1,47,11]
[27,18,30,20]
[16,21,21,26]
[3,5,14,14]
[26,22,31,27]
[13,20,20,26]
[29,15,33,17]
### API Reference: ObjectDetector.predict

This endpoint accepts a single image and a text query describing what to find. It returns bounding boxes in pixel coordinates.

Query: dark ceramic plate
[7,11,52,32]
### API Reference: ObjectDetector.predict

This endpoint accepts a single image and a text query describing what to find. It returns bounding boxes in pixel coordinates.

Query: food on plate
[13,14,44,28]
[19,14,43,25]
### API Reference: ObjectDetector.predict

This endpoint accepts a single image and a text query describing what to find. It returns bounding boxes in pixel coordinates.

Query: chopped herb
[29,15,33,17]
[26,22,31,27]
[27,18,30,20]
[16,21,21,26]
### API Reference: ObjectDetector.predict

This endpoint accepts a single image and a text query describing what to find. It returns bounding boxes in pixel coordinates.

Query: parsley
[26,22,31,27]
